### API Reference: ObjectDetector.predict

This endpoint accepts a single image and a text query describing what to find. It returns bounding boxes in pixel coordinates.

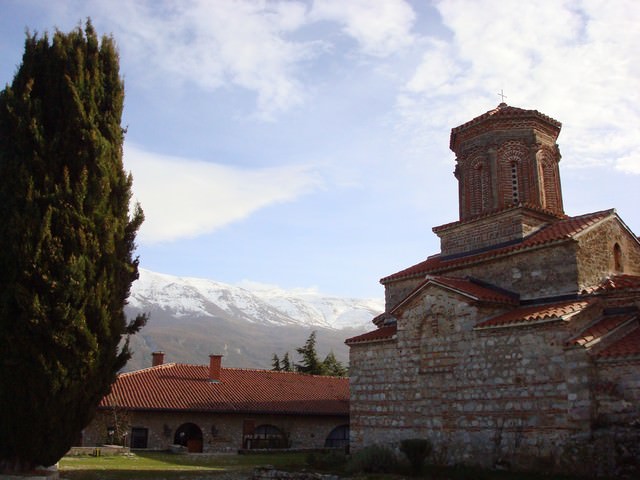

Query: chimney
[152,351,165,367]
[209,354,223,382]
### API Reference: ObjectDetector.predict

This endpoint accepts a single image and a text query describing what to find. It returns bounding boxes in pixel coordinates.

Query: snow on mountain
[129,269,384,330]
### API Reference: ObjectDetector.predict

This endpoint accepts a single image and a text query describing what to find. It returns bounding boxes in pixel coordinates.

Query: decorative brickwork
[450,103,564,224]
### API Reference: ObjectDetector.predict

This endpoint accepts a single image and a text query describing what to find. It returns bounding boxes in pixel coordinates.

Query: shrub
[400,438,433,474]
[346,444,398,474]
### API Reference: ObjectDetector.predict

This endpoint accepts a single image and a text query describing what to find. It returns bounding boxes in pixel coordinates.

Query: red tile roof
[387,275,518,316]
[596,326,640,359]
[345,324,397,345]
[585,274,640,294]
[569,313,637,347]
[474,299,595,330]
[100,364,349,415]
[450,103,561,150]
[382,209,615,284]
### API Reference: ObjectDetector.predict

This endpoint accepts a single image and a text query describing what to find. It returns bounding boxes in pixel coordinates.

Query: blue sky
[1,0,638,299]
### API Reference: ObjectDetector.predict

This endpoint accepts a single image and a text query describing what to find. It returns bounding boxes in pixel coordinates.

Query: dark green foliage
[295,331,323,374]
[271,353,281,371]
[271,352,294,372]
[400,438,433,474]
[293,331,347,376]
[272,332,347,376]
[346,444,398,474]
[281,351,292,372]
[321,350,348,377]
[0,20,145,472]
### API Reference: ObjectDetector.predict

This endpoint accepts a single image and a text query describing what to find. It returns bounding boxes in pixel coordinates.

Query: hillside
[124,269,383,371]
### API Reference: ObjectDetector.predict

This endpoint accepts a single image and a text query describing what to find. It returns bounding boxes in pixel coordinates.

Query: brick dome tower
[450,102,564,220]
[434,103,566,257]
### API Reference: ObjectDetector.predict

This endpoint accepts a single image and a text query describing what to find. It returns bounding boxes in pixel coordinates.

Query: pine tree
[271,353,281,371]
[321,351,348,377]
[0,21,146,472]
[295,331,324,375]
[281,352,292,372]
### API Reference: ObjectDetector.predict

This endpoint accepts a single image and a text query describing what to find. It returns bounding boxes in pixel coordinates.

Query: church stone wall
[349,340,405,448]
[576,218,640,290]
[594,359,640,427]
[384,242,579,310]
[349,291,595,470]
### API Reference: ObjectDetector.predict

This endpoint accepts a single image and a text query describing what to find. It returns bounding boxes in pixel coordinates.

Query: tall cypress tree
[0,21,146,472]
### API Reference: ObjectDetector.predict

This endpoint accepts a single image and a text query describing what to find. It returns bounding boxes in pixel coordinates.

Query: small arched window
[251,424,288,449]
[614,243,623,272]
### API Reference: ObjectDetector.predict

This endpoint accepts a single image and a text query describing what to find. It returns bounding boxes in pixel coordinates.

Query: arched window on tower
[614,243,623,273]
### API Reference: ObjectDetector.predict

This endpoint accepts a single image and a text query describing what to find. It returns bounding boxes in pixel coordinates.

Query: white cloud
[91,0,317,118]
[124,143,322,244]
[397,0,640,173]
[67,0,416,119]
[311,0,416,56]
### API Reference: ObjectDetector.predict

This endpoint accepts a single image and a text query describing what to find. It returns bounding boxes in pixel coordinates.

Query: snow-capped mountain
[124,269,383,371]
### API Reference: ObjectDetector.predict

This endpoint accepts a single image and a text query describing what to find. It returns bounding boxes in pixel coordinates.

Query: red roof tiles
[382,209,615,284]
[474,299,595,329]
[345,324,397,345]
[569,313,637,348]
[587,274,640,294]
[420,276,518,306]
[596,326,640,359]
[100,364,349,415]
[450,103,561,150]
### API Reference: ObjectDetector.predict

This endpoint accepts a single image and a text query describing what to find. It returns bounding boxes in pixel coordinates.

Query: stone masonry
[347,103,640,476]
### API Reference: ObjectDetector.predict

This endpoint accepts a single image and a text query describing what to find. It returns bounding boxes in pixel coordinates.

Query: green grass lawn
[58,451,605,480]
[60,451,309,479]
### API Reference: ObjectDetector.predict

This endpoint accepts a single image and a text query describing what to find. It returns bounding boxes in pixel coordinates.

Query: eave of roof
[595,325,640,360]
[381,209,615,284]
[390,275,519,315]
[568,312,637,349]
[474,298,596,330]
[583,274,640,294]
[450,103,562,150]
[345,324,397,345]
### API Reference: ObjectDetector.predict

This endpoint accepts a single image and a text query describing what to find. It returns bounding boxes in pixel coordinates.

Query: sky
[1,0,638,299]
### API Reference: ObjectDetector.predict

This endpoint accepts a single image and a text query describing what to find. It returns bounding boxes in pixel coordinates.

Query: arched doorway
[174,423,203,453]
[325,424,349,449]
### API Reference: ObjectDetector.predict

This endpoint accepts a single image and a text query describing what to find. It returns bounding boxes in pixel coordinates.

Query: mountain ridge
[124,269,383,371]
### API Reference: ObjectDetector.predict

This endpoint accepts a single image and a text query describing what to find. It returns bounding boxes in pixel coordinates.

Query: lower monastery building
[83,353,349,453]
[346,103,640,475]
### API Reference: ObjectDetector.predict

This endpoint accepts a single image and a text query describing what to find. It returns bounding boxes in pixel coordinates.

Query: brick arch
[536,148,561,214]
[468,157,489,217]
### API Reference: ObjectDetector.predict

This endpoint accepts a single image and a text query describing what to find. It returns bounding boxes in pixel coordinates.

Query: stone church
[346,103,640,475]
